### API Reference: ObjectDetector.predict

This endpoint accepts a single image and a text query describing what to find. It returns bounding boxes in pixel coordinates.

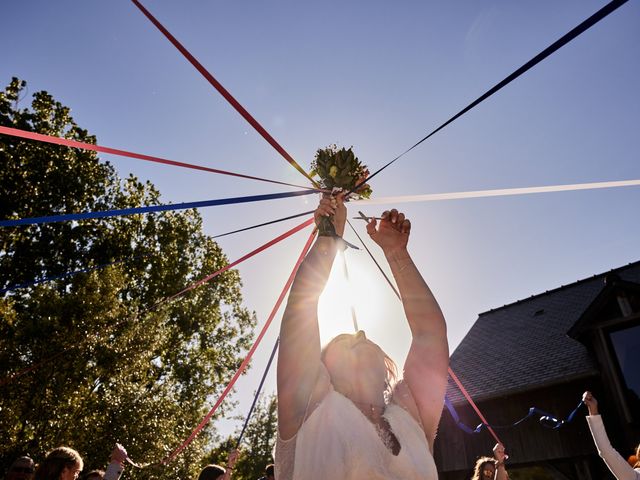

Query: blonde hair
[321,333,398,398]
[471,456,495,480]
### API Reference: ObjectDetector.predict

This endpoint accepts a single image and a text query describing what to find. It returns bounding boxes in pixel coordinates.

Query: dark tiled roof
[446,261,640,405]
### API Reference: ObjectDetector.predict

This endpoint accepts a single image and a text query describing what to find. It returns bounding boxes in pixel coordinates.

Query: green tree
[209,394,278,480]
[0,78,256,480]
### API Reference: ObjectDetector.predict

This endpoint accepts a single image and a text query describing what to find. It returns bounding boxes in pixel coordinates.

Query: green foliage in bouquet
[310,145,372,197]
[310,145,372,236]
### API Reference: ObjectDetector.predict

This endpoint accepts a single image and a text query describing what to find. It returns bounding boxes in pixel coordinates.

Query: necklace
[347,399,401,456]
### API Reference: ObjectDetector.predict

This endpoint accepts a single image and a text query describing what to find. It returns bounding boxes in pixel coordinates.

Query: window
[608,322,640,418]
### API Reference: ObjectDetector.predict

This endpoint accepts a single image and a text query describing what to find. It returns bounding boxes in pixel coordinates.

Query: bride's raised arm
[367,209,449,450]
[277,195,346,440]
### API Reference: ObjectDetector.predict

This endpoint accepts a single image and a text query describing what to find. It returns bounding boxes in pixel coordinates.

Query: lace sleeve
[274,433,296,480]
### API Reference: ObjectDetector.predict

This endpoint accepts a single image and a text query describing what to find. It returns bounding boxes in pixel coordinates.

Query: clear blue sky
[3,0,639,441]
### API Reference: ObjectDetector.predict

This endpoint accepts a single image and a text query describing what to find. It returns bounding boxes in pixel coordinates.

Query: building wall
[434,377,602,477]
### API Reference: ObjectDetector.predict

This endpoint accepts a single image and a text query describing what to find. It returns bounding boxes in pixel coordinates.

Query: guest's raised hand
[582,391,599,415]
[493,442,507,462]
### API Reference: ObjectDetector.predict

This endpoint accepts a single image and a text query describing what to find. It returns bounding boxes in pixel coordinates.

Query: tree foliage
[208,394,278,480]
[0,78,256,479]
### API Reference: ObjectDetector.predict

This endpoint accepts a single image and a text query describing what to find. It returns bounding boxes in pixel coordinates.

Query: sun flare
[317,250,408,359]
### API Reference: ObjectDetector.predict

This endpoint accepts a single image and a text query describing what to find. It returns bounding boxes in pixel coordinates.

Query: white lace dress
[275,389,438,480]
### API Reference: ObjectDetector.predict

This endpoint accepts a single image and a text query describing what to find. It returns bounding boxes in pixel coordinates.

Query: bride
[275,194,449,479]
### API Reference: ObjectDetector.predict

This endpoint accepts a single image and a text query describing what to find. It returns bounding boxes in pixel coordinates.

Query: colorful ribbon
[162,228,316,463]
[351,179,640,206]
[235,338,280,449]
[0,190,318,227]
[131,0,319,188]
[158,217,314,306]
[444,396,585,433]
[348,218,504,444]
[0,126,316,190]
[212,210,314,238]
[356,0,629,190]
[448,367,502,445]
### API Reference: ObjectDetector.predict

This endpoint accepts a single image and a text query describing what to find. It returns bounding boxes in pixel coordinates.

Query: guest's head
[196,465,225,480]
[265,464,274,480]
[6,456,35,480]
[471,456,495,480]
[34,447,83,480]
[82,470,103,480]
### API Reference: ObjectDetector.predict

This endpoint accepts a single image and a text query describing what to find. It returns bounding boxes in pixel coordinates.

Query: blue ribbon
[444,395,585,434]
[354,0,629,192]
[0,189,319,227]
[236,338,280,449]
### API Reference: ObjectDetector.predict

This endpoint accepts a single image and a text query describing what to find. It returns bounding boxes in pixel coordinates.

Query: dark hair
[197,465,225,480]
[471,456,495,480]
[9,456,35,474]
[83,470,104,480]
[265,464,274,476]
[34,447,83,480]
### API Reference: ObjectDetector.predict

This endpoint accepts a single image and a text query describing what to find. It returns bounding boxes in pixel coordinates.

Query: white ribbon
[351,179,640,206]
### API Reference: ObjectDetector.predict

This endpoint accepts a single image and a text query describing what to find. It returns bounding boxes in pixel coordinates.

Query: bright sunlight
[317,250,412,365]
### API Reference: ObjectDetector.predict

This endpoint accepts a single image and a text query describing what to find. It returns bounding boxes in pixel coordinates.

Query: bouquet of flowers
[310,145,372,236]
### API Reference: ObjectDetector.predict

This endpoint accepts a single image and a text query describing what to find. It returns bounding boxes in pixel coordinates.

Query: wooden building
[434,261,640,479]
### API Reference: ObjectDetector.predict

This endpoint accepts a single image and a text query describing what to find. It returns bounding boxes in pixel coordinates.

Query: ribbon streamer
[212,177,640,239]
[0,126,316,191]
[357,0,629,189]
[0,190,318,227]
[444,396,585,433]
[159,217,314,306]
[448,368,502,445]
[213,210,314,239]
[0,349,70,387]
[162,228,316,463]
[348,219,503,444]
[351,179,640,206]
[131,0,319,188]
[0,219,314,387]
[235,338,280,449]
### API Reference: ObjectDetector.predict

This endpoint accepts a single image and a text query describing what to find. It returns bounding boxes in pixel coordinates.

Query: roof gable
[568,275,640,339]
[447,261,640,405]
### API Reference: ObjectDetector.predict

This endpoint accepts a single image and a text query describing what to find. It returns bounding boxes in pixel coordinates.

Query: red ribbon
[448,367,503,445]
[162,227,317,463]
[161,217,314,305]
[131,0,319,188]
[0,126,315,190]
[0,218,315,389]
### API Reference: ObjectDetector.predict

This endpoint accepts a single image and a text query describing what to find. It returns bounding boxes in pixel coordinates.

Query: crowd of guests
[3,446,270,480]
[4,407,638,480]
[3,199,639,480]
[4,445,126,480]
